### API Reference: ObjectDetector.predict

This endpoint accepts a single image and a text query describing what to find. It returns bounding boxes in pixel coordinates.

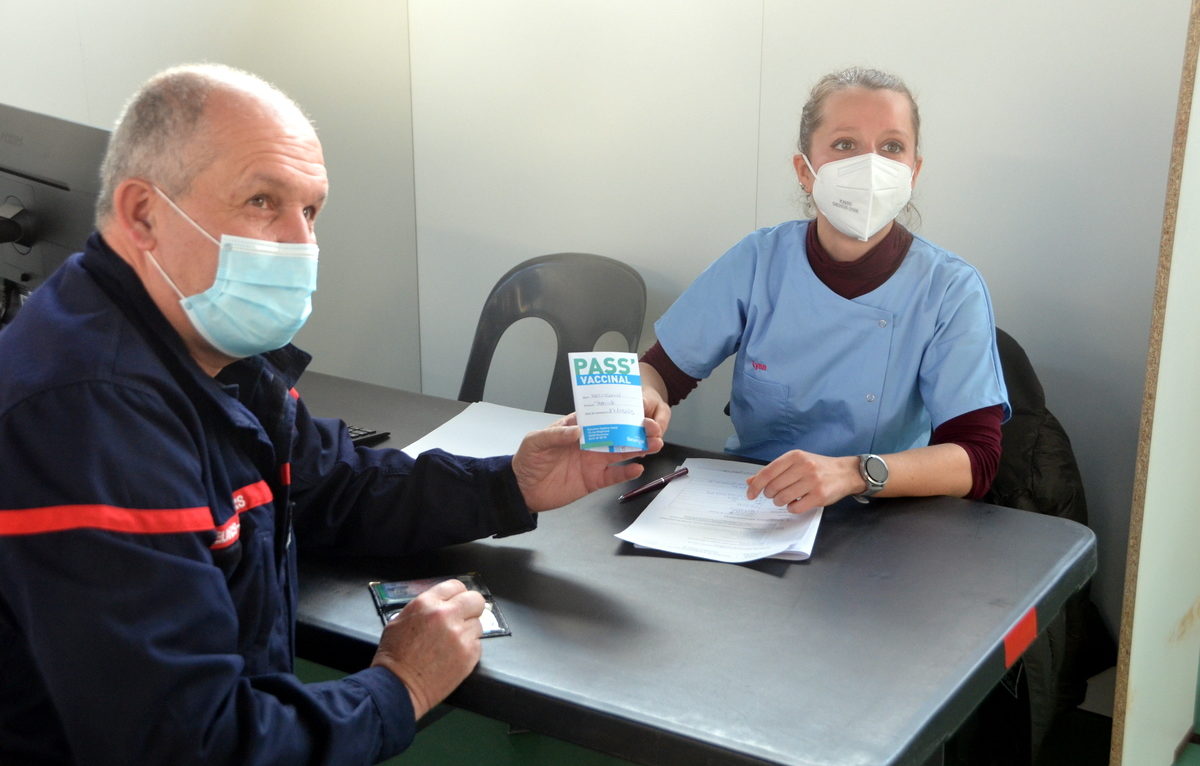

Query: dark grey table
[294,372,1097,766]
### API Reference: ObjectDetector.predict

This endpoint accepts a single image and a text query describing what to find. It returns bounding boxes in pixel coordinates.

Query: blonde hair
[797,67,921,156]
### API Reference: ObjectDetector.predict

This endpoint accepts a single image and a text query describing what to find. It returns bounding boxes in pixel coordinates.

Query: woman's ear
[793,154,814,192]
[910,156,924,190]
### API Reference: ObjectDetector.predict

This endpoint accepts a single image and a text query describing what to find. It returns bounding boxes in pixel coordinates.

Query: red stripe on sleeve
[210,514,242,549]
[213,481,275,549]
[0,504,213,536]
[1003,608,1039,668]
[231,481,273,512]
[2,479,275,539]
[288,387,300,400]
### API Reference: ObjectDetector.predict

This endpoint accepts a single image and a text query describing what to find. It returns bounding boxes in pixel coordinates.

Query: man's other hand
[370,578,485,720]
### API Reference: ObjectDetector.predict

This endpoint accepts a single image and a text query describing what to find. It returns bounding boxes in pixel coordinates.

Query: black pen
[618,466,689,503]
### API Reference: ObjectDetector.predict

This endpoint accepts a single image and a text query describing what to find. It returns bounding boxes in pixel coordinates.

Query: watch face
[865,455,888,483]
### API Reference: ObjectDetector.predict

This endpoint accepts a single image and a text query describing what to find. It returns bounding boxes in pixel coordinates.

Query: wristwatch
[854,453,888,504]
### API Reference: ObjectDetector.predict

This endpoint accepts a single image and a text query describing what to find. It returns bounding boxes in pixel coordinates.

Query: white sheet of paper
[616,457,823,563]
[402,402,560,458]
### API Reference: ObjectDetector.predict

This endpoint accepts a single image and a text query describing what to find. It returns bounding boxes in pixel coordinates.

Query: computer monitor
[0,103,110,326]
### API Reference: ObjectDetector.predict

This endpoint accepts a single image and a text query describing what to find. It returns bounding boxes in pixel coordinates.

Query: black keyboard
[347,425,391,447]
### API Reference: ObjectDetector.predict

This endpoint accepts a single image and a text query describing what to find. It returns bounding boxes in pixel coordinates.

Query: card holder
[368,572,511,637]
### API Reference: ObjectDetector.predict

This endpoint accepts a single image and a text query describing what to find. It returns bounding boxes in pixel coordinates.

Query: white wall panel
[1,0,91,124]
[410,0,762,427]
[232,1,422,392]
[2,0,253,128]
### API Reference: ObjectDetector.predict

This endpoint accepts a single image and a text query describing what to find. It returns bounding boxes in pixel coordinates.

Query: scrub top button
[866,394,877,403]
[878,319,888,328]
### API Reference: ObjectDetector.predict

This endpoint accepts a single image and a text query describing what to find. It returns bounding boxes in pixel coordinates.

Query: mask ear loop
[799,154,818,216]
[152,186,221,247]
[144,185,224,301]
[144,249,187,301]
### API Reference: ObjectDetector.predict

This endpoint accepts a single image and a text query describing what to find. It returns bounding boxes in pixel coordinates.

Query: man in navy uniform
[0,63,661,765]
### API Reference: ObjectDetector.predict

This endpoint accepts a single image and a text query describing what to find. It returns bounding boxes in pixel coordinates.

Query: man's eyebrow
[244,173,297,191]
[241,173,328,204]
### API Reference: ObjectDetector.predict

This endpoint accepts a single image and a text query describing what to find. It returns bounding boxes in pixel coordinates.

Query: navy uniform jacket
[0,234,536,765]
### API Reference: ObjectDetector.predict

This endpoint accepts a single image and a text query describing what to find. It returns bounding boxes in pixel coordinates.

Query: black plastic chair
[458,253,646,415]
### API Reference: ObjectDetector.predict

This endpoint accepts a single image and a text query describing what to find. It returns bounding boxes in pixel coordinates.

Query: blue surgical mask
[146,187,319,359]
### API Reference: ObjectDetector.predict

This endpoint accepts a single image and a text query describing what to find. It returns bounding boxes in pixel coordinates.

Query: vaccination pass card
[567,351,647,453]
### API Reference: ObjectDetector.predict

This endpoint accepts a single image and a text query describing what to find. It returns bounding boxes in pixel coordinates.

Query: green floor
[295,658,635,765]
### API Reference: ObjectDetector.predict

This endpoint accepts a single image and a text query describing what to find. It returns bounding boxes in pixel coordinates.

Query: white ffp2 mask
[804,153,913,241]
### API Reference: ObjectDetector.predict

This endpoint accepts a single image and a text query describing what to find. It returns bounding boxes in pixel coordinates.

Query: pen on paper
[618,467,689,503]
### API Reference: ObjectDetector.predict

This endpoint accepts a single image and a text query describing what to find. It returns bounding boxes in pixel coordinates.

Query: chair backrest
[986,327,1087,526]
[458,253,647,414]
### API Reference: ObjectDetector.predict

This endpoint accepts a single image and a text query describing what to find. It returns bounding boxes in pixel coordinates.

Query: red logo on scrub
[751,361,768,371]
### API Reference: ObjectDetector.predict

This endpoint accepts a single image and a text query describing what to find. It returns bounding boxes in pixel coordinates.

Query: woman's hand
[746,444,974,512]
[745,450,862,514]
[638,362,672,437]
[641,386,671,436]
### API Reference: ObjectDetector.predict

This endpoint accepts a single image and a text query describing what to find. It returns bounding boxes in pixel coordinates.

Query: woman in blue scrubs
[640,67,1009,513]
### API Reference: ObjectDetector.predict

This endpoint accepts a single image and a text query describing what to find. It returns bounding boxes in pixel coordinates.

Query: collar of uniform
[80,232,199,368]
[805,220,913,300]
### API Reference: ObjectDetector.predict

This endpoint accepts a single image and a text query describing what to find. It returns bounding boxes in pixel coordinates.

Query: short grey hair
[797,67,921,157]
[95,63,310,227]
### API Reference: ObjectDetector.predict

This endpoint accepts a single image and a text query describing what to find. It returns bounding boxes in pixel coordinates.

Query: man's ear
[110,179,160,251]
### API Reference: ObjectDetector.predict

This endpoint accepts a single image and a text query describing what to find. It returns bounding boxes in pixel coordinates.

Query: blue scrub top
[655,220,1010,462]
